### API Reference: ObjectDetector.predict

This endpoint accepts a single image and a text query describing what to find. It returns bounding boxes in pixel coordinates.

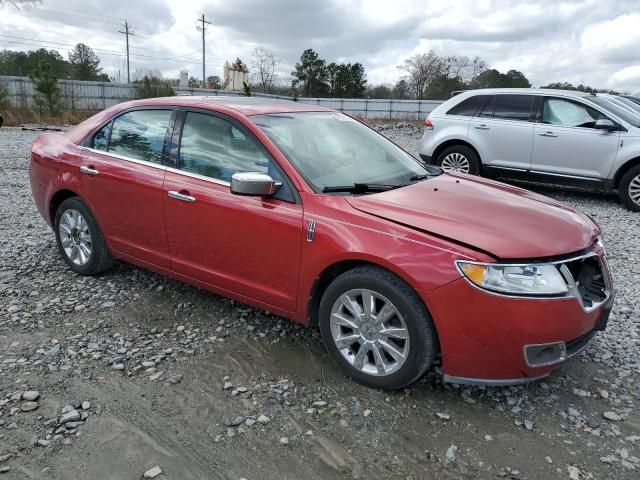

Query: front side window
[179,112,275,182]
[492,95,533,121]
[108,110,172,163]
[254,112,427,193]
[542,98,606,128]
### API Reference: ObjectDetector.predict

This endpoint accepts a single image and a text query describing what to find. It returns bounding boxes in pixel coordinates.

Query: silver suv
[418,88,640,211]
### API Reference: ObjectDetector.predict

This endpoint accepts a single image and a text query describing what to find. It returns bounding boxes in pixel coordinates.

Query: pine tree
[29,61,62,115]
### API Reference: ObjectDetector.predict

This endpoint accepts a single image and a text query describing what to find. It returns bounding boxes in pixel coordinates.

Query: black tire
[436,144,481,175]
[319,266,438,390]
[619,165,640,212]
[54,197,114,275]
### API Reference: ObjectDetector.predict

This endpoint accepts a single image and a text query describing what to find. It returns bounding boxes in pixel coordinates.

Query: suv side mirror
[230,172,279,196]
[594,119,617,131]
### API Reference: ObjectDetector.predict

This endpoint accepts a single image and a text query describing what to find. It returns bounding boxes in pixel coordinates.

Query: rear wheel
[619,165,640,212]
[54,197,114,275]
[436,145,481,175]
[319,266,438,390]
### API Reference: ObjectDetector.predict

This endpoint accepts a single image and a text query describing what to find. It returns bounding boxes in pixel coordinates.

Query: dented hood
[346,173,599,259]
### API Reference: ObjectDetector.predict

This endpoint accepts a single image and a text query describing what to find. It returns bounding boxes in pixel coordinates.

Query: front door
[78,108,174,267]
[163,110,303,312]
[530,96,620,180]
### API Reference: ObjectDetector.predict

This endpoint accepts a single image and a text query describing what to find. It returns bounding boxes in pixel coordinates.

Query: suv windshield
[253,112,431,193]
[589,96,640,128]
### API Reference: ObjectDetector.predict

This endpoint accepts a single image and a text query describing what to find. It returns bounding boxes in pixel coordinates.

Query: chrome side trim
[165,165,231,187]
[443,373,550,386]
[529,170,603,182]
[307,219,316,242]
[76,145,167,171]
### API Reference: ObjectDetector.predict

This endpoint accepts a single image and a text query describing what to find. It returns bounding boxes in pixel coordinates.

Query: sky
[1,0,639,93]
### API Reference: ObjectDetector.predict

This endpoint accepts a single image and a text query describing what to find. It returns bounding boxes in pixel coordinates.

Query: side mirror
[594,119,617,131]
[230,172,279,196]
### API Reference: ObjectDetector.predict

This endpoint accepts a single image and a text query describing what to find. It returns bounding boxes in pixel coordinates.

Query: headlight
[457,261,568,296]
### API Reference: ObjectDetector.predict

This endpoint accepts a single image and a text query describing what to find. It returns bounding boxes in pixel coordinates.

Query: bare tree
[442,55,487,84]
[0,0,41,9]
[398,51,442,100]
[251,47,278,93]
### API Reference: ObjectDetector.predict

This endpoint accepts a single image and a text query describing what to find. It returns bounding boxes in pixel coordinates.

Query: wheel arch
[432,139,482,168]
[613,156,640,189]
[49,188,80,224]
[306,258,434,329]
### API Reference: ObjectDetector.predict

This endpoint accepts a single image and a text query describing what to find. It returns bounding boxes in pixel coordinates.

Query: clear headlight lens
[457,262,568,296]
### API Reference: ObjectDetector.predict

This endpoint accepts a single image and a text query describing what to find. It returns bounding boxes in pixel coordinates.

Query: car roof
[116,96,334,116]
[456,88,593,97]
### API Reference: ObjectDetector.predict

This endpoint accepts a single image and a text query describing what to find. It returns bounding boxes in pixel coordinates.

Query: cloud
[0,0,639,93]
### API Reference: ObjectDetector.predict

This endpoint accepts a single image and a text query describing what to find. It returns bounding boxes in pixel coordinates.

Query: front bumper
[420,270,613,386]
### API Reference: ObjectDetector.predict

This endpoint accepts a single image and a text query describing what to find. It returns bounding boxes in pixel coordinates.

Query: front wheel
[54,197,114,275]
[319,266,438,390]
[436,145,481,175]
[619,165,640,212]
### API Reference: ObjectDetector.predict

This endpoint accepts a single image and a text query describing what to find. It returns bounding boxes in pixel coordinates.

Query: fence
[0,75,443,120]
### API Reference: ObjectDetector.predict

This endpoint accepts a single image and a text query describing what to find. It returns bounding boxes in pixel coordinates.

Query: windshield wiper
[322,183,399,193]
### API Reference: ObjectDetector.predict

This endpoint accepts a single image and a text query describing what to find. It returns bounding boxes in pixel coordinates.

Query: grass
[1,108,99,127]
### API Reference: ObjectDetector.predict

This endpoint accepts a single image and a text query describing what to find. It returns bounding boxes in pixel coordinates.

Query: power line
[196,14,211,87]
[118,20,135,84]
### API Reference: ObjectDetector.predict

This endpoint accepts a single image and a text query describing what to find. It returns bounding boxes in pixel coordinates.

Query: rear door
[530,96,620,180]
[78,108,174,267]
[163,110,303,312]
[468,94,535,171]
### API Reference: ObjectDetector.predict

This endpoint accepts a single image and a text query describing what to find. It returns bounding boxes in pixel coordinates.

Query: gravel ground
[0,124,638,479]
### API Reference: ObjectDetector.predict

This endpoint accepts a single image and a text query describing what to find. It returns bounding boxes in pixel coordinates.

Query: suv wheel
[54,197,114,275]
[437,145,481,175]
[619,165,640,212]
[319,266,438,390]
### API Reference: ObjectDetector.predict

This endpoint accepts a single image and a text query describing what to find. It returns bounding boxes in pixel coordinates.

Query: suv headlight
[457,261,568,296]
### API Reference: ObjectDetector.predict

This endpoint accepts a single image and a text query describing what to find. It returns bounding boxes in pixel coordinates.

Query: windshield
[589,96,640,128]
[253,112,429,193]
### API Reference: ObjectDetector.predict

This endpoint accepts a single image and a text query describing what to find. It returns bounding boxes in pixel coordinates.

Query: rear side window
[492,95,534,121]
[93,123,110,151]
[108,110,172,163]
[446,95,490,117]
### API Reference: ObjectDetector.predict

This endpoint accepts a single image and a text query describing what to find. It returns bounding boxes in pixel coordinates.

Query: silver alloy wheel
[441,152,470,173]
[330,288,410,377]
[630,173,640,206]
[58,209,92,266]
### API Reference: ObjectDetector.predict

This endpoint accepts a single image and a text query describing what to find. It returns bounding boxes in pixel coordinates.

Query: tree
[0,48,69,77]
[469,68,531,89]
[251,47,278,93]
[367,84,392,99]
[0,81,9,110]
[68,43,106,81]
[242,81,252,97]
[423,72,465,99]
[28,61,62,115]
[135,76,175,99]
[292,49,327,97]
[392,79,410,99]
[207,75,222,89]
[399,51,442,100]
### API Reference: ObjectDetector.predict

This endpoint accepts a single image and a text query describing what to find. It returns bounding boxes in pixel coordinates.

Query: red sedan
[30,97,613,389]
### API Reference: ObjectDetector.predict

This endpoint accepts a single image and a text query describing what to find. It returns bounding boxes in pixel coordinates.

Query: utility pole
[197,14,211,87]
[118,20,135,83]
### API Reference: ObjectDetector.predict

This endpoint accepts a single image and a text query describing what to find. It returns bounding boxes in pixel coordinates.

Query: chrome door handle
[168,191,196,203]
[474,124,490,130]
[80,166,99,176]
[539,131,558,137]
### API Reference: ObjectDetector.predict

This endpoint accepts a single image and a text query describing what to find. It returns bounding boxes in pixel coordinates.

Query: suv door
[163,110,303,312]
[530,96,620,180]
[78,108,174,267]
[468,94,535,171]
